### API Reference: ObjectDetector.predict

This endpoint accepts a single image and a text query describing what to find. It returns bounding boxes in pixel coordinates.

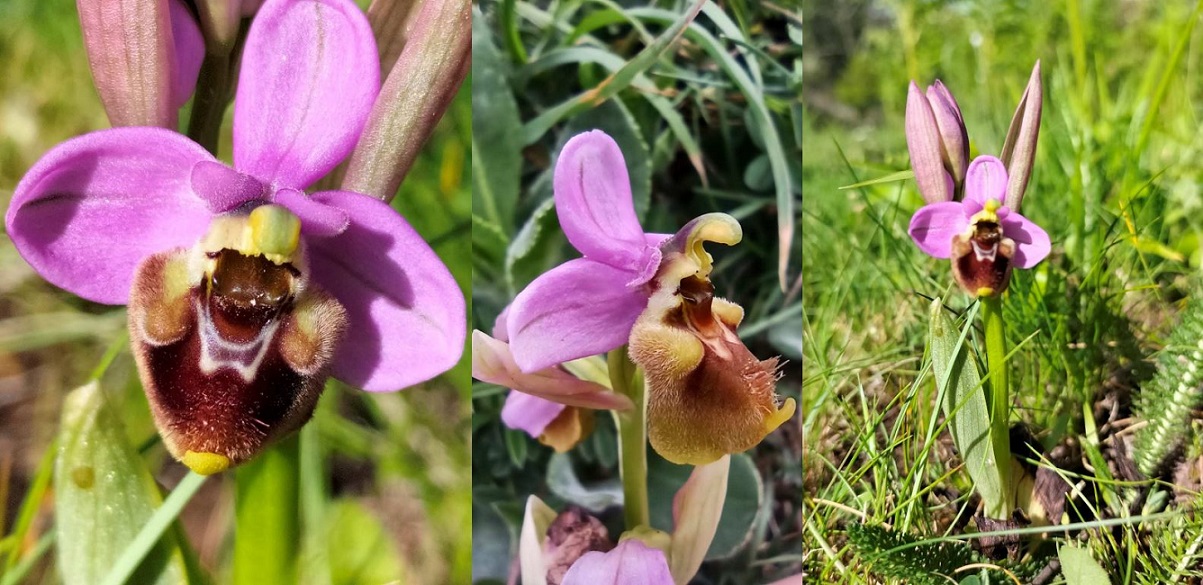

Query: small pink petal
[1001,212,1051,268]
[472,331,631,411]
[78,0,175,127]
[190,160,266,212]
[168,0,204,110]
[501,391,566,437]
[508,258,649,373]
[908,202,969,259]
[307,190,465,391]
[6,128,216,304]
[273,188,350,237]
[554,131,657,274]
[964,156,1008,207]
[561,539,674,585]
[234,0,379,188]
[493,305,512,341]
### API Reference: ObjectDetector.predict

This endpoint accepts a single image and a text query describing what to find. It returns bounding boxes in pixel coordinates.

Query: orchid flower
[5,0,465,474]
[906,62,1048,296]
[518,456,729,585]
[474,309,626,452]
[501,130,794,466]
[561,539,674,585]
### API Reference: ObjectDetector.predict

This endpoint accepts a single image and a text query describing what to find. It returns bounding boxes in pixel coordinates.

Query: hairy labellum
[630,213,795,466]
[128,205,347,474]
[952,214,1016,297]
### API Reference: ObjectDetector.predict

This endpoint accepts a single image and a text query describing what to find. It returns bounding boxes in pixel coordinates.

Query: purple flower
[5,0,464,472]
[500,131,794,466]
[908,156,1050,296]
[561,539,673,585]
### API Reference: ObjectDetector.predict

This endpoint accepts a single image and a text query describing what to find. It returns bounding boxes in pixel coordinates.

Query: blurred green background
[0,0,471,582]
[470,1,801,583]
[804,0,1203,581]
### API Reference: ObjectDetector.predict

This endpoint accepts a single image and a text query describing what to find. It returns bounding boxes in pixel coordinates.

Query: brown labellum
[632,274,793,466]
[951,220,1015,297]
[128,247,346,474]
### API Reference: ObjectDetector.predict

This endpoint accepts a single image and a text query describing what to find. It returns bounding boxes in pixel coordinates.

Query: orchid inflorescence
[905,62,1049,296]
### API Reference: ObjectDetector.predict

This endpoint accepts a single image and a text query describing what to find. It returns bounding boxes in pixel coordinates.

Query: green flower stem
[981,295,1014,516]
[186,49,236,155]
[234,435,300,585]
[609,346,649,531]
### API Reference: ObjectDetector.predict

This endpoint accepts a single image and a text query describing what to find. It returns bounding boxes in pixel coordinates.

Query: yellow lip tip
[764,397,797,433]
[976,287,996,297]
[181,451,230,475]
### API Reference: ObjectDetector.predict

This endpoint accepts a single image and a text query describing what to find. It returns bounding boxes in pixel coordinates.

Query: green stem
[186,50,235,154]
[234,435,300,585]
[609,346,649,531]
[982,295,1014,516]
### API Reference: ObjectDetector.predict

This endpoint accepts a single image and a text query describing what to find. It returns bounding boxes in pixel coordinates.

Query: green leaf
[325,500,407,584]
[518,0,707,145]
[648,453,762,560]
[927,299,1005,517]
[471,7,522,237]
[1058,545,1111,585]
[55,382,192,585]
[545,453,623,511]
[838,170,915,190]
[505,196,564,292]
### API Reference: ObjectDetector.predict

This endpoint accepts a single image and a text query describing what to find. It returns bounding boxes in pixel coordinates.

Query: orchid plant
[473,130,794,583]
[905,63,1045,537]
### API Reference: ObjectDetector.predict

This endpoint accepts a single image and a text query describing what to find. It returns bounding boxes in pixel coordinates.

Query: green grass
[803,1,1203,583]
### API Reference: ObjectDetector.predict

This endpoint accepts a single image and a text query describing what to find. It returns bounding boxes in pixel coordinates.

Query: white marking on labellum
[196,300,278,383]
[971,240,999,262]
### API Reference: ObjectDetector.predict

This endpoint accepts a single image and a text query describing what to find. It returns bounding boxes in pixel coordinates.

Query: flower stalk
[981,295,1014,516]
[609,346,649,531]
[186,49,237,154]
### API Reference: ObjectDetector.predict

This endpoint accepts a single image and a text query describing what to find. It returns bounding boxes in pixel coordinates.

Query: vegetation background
[470,0,802,583]
[0,0,472,582]
[803,0,1203,582]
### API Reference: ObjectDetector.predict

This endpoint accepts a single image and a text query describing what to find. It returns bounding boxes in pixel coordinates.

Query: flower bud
[630,213,795,465]
[78,0,176,127]
[128,205,347,473]
[1000,61,1043,211]
[906,81,957,203]
[927,81,969,188]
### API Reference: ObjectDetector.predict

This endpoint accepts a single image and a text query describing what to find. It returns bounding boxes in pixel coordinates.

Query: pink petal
[168,0,204,110]
[561,540,674,585]
[905,82,953,204]
[501,391,566,437]
[472,331,632,410]
[6,128,217,304]
[964,156,1008,207]
[908,202,969,259]
[306,190,465,391]
[272,188,350,237]
[190,160,267,212]
[508,258,649,373]
[1001,212,1051,268]
[233,0,380,188]
[493,305,512,341]
[554,131,658,278]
